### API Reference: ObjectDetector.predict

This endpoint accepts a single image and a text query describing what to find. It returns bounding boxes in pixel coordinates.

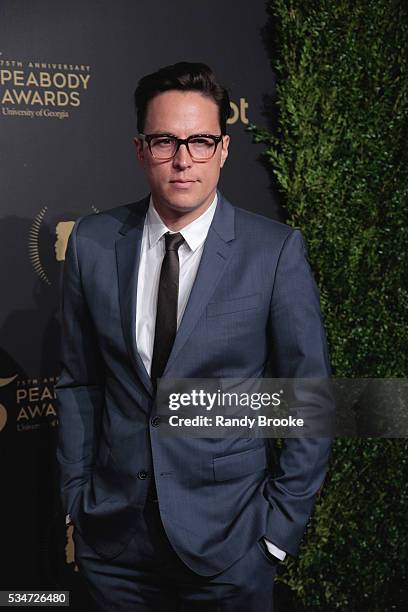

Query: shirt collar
[146,193,218,252]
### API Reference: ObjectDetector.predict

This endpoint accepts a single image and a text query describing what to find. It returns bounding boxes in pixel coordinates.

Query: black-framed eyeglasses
[138,133,223,161]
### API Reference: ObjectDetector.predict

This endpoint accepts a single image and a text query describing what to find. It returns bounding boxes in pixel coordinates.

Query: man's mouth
[170,179,196,183]
[169,180,197,188]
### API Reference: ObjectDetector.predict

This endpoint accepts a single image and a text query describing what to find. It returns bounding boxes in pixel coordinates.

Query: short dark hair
[134,62,230,135]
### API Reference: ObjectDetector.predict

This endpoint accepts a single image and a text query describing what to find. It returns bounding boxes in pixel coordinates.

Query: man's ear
[220,135,230,168]
[134,137,144,164]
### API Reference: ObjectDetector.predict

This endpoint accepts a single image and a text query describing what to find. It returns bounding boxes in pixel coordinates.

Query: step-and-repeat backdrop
[0,0,279,601]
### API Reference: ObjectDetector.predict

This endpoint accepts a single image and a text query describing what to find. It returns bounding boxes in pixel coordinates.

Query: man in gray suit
[56,62,333,611]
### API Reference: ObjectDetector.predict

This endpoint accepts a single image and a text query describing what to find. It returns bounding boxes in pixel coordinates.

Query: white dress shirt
[136,194,217,376]
[135,193,286,562]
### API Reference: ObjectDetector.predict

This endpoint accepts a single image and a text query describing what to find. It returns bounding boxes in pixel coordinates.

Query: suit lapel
[163,192,236,376]
[115,196,154,398]
[115,192,236,391]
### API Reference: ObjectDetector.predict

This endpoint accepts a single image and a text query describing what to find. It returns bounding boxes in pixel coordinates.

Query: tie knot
[165,232,184,252]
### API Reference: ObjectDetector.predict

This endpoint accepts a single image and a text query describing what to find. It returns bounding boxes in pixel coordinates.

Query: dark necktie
[150,231,185,385]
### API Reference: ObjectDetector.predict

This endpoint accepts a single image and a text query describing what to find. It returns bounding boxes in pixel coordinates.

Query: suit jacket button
[138,470,149,480]
[151,416,160,427]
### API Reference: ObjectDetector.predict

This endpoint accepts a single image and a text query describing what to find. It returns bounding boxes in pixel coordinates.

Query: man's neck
[152,192,217,232]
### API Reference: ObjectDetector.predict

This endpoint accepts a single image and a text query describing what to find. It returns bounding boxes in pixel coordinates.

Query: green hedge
[250,1,408,609]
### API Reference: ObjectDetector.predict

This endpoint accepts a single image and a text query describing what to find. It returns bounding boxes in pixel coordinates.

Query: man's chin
[162,193,210,215]
[166,200,201,214]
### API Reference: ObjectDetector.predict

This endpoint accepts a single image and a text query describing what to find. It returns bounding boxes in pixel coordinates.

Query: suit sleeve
[264,229,334,556]
[55,216,105,518]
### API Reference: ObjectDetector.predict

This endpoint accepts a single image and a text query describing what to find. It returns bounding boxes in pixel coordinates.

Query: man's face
[135,90,229,216]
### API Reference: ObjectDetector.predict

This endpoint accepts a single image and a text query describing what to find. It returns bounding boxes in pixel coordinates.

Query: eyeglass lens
[149,136,217,160]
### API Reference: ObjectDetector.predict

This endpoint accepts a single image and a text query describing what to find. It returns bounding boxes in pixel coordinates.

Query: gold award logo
[65,524,79,572]
[0,374,18,433]
[55,221,75,262]
[0,403,8,432]
[0,374,63,433]
[28,205,99,285]
[0,53,91,120]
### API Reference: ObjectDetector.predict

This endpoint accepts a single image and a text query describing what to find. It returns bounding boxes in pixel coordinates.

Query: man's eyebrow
[146,132,178,137]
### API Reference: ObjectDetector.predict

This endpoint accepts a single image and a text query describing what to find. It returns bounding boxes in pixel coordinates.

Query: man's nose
[172,143,192,169]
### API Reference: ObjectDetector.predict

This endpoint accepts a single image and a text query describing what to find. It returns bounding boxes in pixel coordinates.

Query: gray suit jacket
[55,191,333,576]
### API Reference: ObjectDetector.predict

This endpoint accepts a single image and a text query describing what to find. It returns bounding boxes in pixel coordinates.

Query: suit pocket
[90,443,131,506]
[207,293,260,317]
[68,486,85,521]
[90,463,115,506]
[213,446,268,481]
[257,537,279,568]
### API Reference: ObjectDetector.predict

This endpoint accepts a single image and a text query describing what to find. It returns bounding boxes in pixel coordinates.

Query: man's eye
[153,138,173,146]
[190,138,213,146]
